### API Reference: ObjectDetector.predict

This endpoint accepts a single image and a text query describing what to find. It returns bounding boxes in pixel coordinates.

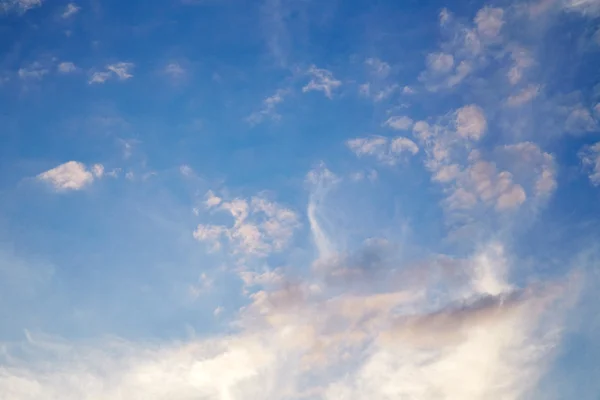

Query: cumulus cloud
[302,65,341,98]
[565,104,599,133]
[346,135,418,166]
[475,7,504,39]
[89,63,134,84]
[37,161,103,191]
[365,57,391,78]
[164,62,185,79]
[193,192,300,257]
[579,142,600,185]
[61,2,79,18]
[456,105,487,140]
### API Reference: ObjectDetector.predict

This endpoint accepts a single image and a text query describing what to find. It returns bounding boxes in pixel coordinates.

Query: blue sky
[1,0,600,398]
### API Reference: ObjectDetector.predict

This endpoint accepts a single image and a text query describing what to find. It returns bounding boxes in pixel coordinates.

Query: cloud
[193,192,300,257]
[426,52,454,73]
[0,242,577,400]
[164,62,185,79]
[346,135,418,166]
[57,62,77,74]
[507,46,535,85]
[18,62,48,80]
[302,65,341,99]
[579,142,600,185]
[456,105,487,140]
[89,63,134,84]
[37,161,103,191]
[0,0,42,14]
[61,2,79,18]
[383,116,413,131]
[246,89,288,125]
[565,104,599,133]
[365,57,391,79]
[563,0,600,15]
[475,7,504,39]
[506,85,541,106]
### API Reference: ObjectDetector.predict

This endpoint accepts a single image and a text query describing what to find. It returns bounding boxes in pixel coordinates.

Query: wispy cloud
[246,88,289,125]
[506,85,541,106]
[18,62,48,80]
[302,65,341,99]
[0,0,42,14]
[89,62,135,84]
[347,135,419,166]
[579,142,600,185]
[61,2,79,18]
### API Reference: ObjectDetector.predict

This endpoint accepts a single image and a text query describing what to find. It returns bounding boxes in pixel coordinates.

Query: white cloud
[502,142,557,197]
[456,105,487,140]
[508,47,534,85]
[302,65,341,99]
[107,62,134,80]
[61,3,79,18]
[565,104,599,133]
[179,165,194,177]
[365,57,391,78]
[475,7,504,39]
[384,116,413,131]
[164,62,185,79]
[506,85,540,106]
[37,161,103,191]
[18,62,48,80]
[563,0,600,15]
[347,135,418,166]
[0,0,42,14]
[0,243,577,400]
[88,71,111,84]
[89,62,134,84]
[193,192,300,257]
[246,89,288,125]
[579,142,600,185]
[57,62,77,74]
[426,52,454,73]
[91,164,104,178]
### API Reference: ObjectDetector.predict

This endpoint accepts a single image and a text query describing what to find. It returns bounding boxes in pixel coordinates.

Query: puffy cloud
[475,7,504,39]
[37,161,103,191]
[61,2,79,18]
[302,65,341,98]
[456,105,487,140]
[383,116,413,131]
[565,104,599,134]
[506,85,541,107]
[193,192,300,257]
[57,62,77,74]
[579,142,600,185]
[502,142,557,197]
[346,135,418,166]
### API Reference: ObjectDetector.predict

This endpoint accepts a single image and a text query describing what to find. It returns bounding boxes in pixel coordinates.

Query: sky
[0,0,600,398]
